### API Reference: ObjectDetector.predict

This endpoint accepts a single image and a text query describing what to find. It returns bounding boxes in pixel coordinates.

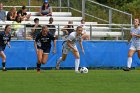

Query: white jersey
[62,32,82,54]
[66,32,82,46]
[129,26,140,50]
[130,26,140,43]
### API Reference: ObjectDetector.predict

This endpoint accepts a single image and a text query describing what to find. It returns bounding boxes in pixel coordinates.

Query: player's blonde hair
[42,25,48,31]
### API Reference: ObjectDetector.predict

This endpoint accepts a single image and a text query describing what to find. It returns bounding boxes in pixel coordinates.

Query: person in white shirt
[56,26,85,73]
[123,18,140,71]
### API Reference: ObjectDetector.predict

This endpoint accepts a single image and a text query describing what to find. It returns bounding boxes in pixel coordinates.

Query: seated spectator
[31,18,42,40]
[12,16,25,40]
[0,3,6,21]
[39,0,52,16]
[7,7,17,21]
[47,17,56,36]
[17,5,31,21]
[80,19,90,40]
[61,20,74,36]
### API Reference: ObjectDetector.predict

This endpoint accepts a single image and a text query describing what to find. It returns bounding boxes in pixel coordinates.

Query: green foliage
[121,0,140,17]
[95,0,140,18]
[96,0,134,7]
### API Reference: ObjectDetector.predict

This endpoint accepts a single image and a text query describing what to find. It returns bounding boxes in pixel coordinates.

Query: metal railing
[0,23,131,40]
[3,0,132,24]
[51,0,132,24]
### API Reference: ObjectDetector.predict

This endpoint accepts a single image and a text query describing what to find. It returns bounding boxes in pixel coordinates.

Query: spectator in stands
[39,0,52,16]
[61,20,74,39]
[31,18,42,40]
[17,5,31,21]
[12,16,25,40]
[0,25,11,71]
[47,17,56,36]
[35,26,56,73]
[123,18,140,71]
[7,7,17,21]
[56,26,85,73]
[0,3,6,21]
[80,19,90,40]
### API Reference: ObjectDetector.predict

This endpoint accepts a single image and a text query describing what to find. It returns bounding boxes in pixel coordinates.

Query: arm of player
[7,35,11,48]
[52,39,56,54]
[34,41,38,54]
[128,34,132,44]
[7,42,11,48]
[67,40,77,52]
[79,39,85,54]
[131,33,140,38]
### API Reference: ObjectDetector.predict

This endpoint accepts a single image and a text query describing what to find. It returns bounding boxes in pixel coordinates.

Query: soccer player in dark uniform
[0,25,11,71]
[35,26,56,72]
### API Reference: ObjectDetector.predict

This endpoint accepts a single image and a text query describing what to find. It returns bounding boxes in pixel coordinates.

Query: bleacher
[1,11,123,40]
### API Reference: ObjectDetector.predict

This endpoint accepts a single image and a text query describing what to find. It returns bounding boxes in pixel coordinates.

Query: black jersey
[35,32,55,49]
[31,25,42,39]
[0,31,11,47]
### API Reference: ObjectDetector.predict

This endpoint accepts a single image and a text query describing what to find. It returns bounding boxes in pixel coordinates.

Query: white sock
[57,57,63,64]
[127,57,132,68]
[75,59,80,71]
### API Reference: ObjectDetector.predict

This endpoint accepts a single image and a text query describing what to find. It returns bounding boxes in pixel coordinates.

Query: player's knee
[2,56,6,60]
[138,55,140,59]
[42,60,47,64]
[61,56,66,61]
[38,60,42,64]
[62,58,66,61]
[128,54,132,57]
[75,56,80,59]
[42,62,46,64]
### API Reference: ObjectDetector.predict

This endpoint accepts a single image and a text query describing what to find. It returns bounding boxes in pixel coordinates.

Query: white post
[28,0,30,12]
[109,9,112,24]
[82,0,86,19]
[67,0,70,12]
[59,0,62,12]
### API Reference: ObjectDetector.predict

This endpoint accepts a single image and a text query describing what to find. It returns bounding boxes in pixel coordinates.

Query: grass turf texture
[0,70,140,93]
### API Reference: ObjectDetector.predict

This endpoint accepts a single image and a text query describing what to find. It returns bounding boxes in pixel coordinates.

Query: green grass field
[0,70,140,93]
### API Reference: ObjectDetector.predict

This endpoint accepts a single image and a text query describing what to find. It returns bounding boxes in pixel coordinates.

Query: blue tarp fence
[0,40,140,68]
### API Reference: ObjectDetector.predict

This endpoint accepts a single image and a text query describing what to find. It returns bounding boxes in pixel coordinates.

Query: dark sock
[37,63,41,69]
[2,62,6,68]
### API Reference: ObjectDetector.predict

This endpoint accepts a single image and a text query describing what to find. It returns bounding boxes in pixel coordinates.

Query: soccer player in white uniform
[56,26,85,73]
[123,18,140,71]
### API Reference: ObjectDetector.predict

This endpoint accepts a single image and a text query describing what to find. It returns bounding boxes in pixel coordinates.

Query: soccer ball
[80,67,88,73]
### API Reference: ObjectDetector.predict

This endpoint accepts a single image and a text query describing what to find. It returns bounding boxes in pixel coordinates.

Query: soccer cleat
[2,68,7,71]
[37,68,40,73]
[56,62,60,70]
[123,67,131,71]
[75,70,80,73]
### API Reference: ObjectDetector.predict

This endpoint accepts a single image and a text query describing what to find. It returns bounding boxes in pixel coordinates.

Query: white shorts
[129,42,140,50]
[62,42,78,54]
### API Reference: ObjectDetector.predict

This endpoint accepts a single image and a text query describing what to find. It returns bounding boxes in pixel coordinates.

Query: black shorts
[37,46,51,54]
[0,46,6,51]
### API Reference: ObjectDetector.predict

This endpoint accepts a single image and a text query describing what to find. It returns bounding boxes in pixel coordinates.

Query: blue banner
[0,40,140,68]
